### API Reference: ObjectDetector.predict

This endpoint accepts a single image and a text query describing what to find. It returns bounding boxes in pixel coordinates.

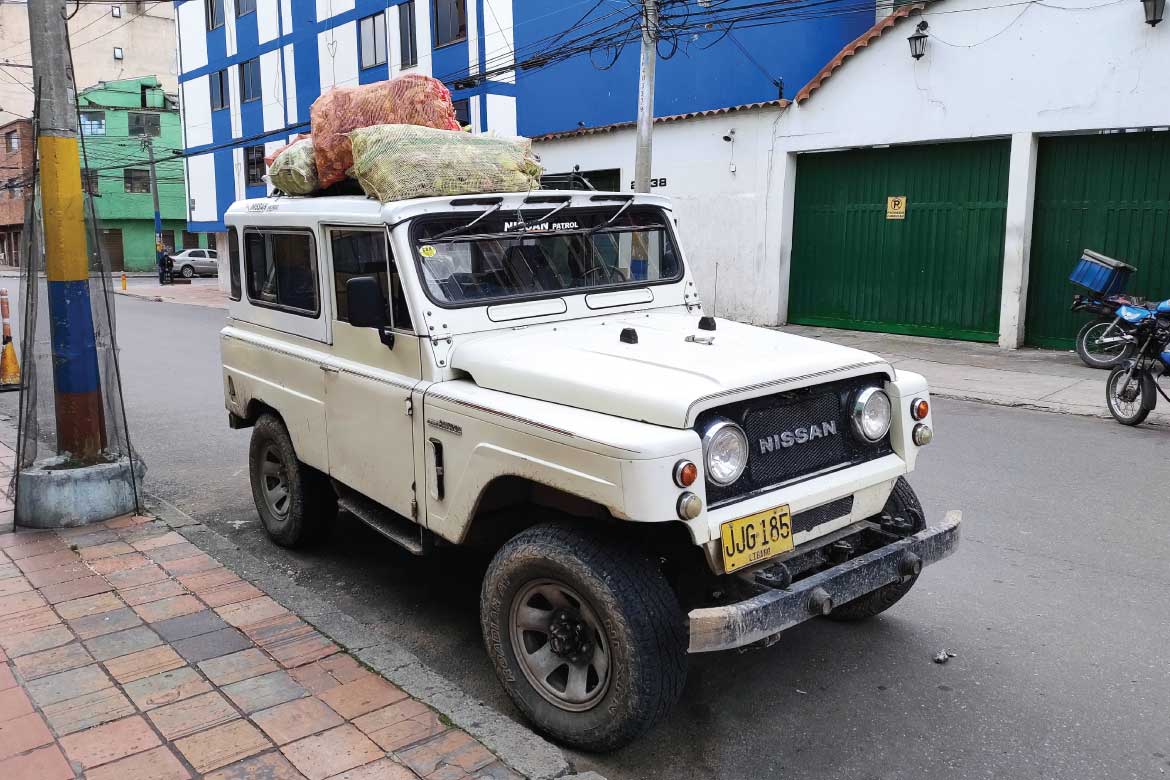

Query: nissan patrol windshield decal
[411,206,682,306]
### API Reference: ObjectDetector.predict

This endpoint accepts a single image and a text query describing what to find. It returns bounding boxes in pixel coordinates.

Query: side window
[330,228,413,330]
[227,227,241,300]
[244,230,319,315]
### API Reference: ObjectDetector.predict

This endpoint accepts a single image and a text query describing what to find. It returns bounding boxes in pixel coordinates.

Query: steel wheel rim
[1084,323,1127,361]
[259,445,291,520]
[509,579,611,712]
[1109,372,1142,419]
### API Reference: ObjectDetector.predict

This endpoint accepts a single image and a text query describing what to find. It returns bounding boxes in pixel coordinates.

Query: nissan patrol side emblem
[758,421,837,453]
[426,418,462,436]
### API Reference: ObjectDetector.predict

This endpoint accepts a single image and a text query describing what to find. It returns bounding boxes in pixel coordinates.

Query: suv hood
[447,310,890,428]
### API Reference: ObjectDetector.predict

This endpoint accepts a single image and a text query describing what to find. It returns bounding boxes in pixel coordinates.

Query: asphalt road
[4,286,1169,780]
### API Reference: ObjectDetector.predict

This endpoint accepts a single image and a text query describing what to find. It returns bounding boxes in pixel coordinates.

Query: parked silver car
[169,248,219,278]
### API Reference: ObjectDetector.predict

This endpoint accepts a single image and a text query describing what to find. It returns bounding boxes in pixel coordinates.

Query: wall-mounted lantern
[1143,0,1165,26]
[908,21,929,60]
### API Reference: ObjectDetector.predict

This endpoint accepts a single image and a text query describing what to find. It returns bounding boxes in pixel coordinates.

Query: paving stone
[0,663,13,689]
[173,626,253,665]
[470,761,524,780]
[40,686,136,736]
[0,562,20,579]
[0,530,57,551]
[0,605,60,635]
[217,596,290,629]
[0,624,74,657]
[0,743,73,780]
[0,685,35,722]
[319,676,408,720]
[62,529,120,547]
[318,654,368,682]
[25,663,112,707]
[177,567,239,593]
[398,730,495,779]
[68,606,143,639]
[84,745,192,780]
[105,514,154,531]
[132,531,188,552]
[40,574,113,604]
[223,669,307,713]
[104,644,185,684]
[153,609,229,642]
[54,591,123,620]
[0,575,32,596]
[117,523,174,544]
[84,625,163,661]
[0,590,45,616]
[164,553,222,577]
[134,594,205,623]
[290,662,343,696]
[355,699,447,752]
[24,562,90,588]
[252,696,345,746]
[123,666,213,710]
[105,563,169,589]
[200,580,265,609]
[87,552,151,575]
[203,750,308,780]
[199,648,279,687]
[11,642,93,680]
[147,542,203,563]
[78,541,136,561]
[147,690,238,740]
[326,757,418,780]
[59,714,160,770]
[120,579,187,607]
[174,719,272,774]
[12,548,74,572]
[281,724,383,780]
[0,712,53,761]
[244,614,339,669]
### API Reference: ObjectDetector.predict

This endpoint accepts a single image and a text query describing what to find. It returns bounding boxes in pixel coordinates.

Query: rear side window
[244,229,319,316]
[227,227,241,300]
[330,228,413,330]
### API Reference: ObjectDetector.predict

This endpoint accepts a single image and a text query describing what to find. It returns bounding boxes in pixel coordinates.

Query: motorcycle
[1104,299,1170,426]
[1071,292,1148,369]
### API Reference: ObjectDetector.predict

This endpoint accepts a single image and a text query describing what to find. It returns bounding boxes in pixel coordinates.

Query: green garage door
[789,140,1010,341]
[1025,132,1170,348]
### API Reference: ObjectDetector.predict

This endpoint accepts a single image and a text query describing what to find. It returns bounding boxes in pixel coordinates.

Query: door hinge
[404,397,413,417]
[320,364,339,374]
[410,498,418,519]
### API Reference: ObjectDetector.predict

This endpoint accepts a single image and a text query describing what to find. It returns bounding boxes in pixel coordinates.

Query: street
[3,287,1169,780]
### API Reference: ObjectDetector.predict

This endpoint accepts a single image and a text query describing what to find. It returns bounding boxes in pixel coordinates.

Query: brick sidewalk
[0,517,521,780]
[114,282,228,310]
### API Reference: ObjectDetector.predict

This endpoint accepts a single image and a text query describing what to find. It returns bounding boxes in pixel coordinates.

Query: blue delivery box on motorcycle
[1070,249,1136,296]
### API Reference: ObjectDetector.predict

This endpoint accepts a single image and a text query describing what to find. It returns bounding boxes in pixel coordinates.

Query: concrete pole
[144,138,167,284]
[633,0,658,193]
[998,132,1039,349]
[28,0,106,459]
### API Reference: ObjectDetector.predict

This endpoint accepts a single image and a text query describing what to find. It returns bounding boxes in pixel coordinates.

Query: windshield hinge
[404,398,413,417]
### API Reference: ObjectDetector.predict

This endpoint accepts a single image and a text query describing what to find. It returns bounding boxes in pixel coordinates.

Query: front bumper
[687,510,961,653]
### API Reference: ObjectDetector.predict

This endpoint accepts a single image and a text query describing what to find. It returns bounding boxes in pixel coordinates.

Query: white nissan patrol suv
[219,190,960,751]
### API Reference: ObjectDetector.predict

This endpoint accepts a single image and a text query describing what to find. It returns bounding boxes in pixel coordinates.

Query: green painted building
[78,76,206,272]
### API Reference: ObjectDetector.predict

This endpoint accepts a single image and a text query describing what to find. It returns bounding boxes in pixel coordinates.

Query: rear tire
[481,523,687,752]
[827,477,922,622]
[180,265,195,279]
[248,414,336,547]
[1076,318,1133,369]
[1105,365,1153,426]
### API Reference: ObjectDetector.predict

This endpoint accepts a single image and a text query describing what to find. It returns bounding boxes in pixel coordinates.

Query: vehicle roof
[223,190,673,228]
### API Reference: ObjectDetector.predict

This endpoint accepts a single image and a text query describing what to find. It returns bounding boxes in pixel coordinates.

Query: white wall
[189,153,218,222]
[257,0,281,44]
[486,93,517,137]
[283,44,300,124]
[483,0,515,83]
[182,75,213,147]
[318,22,359,90]
[260,50,285,131]
[177,1,208,72]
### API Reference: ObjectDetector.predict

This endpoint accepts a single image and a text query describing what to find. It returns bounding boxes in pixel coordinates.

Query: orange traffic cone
[0,288,20,389]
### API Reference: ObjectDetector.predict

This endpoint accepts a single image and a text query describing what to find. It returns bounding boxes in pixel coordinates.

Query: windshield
[411,205,682,306]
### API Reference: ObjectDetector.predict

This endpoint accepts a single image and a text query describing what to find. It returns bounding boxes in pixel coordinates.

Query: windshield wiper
[427,202,504,242]
[584,198,634,235]
[505,200,572,233]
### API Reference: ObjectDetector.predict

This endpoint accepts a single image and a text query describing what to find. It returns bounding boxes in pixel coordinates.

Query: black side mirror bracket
[345,275,395,349]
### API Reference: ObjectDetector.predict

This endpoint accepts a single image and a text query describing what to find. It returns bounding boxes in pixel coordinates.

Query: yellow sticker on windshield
[419,245,437,258]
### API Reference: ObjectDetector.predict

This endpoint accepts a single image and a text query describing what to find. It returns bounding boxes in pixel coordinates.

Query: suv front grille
[698,374,893,508]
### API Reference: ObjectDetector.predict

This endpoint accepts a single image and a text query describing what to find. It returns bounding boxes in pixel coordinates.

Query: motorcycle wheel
[1105,365,1153,426]
[1076,318,1134,369]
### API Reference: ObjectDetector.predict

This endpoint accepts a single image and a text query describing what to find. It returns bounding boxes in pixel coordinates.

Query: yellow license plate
[720,504,793,573]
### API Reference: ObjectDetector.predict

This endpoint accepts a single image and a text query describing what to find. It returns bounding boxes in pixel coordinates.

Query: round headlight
[852,387,892,443]
[702,418,749,486]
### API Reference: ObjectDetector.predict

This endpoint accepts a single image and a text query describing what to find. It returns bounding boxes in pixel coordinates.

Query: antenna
[713,263,719,319]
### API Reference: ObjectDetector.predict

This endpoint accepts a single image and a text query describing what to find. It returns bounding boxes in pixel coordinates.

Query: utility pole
[633,0,658,193]
[28,0,106,459]
[143,137,169,284]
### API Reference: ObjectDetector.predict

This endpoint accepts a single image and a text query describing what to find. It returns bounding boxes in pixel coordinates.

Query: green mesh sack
[268,137,319,195]
[347,124,542,203]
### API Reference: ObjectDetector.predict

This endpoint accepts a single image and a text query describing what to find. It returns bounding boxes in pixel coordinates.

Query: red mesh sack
[265,133,310,166]
[310,74,460,188]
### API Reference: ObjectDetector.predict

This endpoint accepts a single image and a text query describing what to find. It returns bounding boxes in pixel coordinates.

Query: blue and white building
[175,0,876,238]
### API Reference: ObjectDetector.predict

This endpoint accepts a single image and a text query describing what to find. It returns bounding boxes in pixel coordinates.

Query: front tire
[248,414,336,547]
[1076,318,1133,369]
[827,477,923,622]
[1105,365,1153,426]
[481,523,687,752]
[180,264,195,279]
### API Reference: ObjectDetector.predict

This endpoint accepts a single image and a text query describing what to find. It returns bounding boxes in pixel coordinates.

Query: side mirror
[345,276,394,348]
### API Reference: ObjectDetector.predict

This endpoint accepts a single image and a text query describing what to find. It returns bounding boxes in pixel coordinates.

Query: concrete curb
[929,388,1170,426]
[142,492,588,780]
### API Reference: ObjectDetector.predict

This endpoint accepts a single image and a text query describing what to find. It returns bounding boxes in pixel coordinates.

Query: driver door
[321,226,421,520]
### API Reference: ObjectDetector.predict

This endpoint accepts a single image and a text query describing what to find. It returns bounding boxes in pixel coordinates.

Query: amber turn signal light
[673,460,698,488]
[910,398,930,421]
